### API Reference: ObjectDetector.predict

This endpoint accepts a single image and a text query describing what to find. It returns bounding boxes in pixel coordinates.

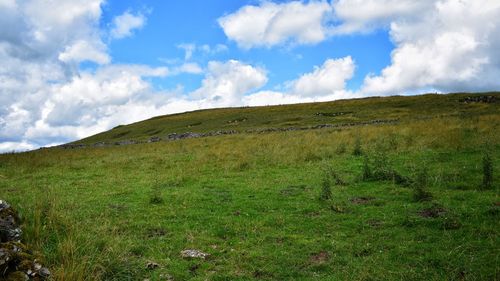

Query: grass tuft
[482,150,493,190]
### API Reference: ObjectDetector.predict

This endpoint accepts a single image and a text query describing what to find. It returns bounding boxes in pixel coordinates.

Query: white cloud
[360,0,500,95]
[0,141,36,153]
[173,63,203,75]
[58,40,110,64]
[242,91,313,106]
[243,56,357,106]
[110,11,146,39]
[177,43,228,61]
[331,0,432,34]
[219,0,500,95]
[191,60,268,106]
[290,56,355,96]
[218,1,332,48]
[200,44,228,54]
[177,43,196,60]
[0,0,164,151]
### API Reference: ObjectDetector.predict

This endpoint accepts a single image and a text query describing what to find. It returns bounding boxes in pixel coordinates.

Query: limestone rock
[180,249,209,259]
[0,200,50,280]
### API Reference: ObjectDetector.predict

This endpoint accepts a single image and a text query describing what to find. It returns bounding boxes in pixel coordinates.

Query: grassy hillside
[74,92,499,145]
[1,93,499,280]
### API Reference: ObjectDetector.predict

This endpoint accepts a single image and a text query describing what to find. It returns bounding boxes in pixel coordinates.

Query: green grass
[74,92,500,145]
[1,93,499,280]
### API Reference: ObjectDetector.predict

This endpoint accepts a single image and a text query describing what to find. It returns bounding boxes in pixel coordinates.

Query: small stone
[39,267,51,278]
[34,262,42,271]
[180,249,209,259]
[146,261,159,270]
[160,273,174,281]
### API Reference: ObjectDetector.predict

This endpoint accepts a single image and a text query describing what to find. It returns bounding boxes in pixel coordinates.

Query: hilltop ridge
[71,92,499,147]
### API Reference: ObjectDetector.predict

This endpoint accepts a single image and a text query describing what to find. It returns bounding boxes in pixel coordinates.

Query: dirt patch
[310,251,329,264]
[350,197,375,205]
[418,206,447,218]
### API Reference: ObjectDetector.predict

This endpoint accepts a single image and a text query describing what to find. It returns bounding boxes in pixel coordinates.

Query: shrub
[482,151,493,190]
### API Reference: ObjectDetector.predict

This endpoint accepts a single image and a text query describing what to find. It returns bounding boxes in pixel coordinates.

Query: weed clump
[336,143,347,155]
[482,151,493,190]
[362,156,372,181]
[319,166,347,201]
[361,149,410,185]
[149,188,164,205]
[319,177,332,201]
[441,214,462,230]
[352,138,363,156]
[412,168,433,202]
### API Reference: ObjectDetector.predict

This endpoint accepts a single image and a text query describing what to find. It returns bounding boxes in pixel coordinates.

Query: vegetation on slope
[74,92,499,145]
[0,93,499,280]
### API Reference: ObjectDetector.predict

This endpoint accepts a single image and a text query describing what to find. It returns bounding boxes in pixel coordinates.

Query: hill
[72,92,499,146]
[0,92,499,280]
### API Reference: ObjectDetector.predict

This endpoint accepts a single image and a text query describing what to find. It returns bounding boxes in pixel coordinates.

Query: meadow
[0,93,499,280]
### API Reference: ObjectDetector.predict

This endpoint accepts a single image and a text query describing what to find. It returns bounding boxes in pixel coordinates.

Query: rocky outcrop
[459,95,498,104]
[0,201,22,243]
[246,119,399,134]
[59,119,398,149]
[114,140,138,146]
[148,136,162,143]
[167,130,237,141]
[0,200,50,280]
[315,111,353,117]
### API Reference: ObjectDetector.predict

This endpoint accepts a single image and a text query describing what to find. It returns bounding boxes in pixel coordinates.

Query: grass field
[1,93,499,280]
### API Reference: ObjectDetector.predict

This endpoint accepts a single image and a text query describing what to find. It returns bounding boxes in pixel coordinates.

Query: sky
[1,0,500,152]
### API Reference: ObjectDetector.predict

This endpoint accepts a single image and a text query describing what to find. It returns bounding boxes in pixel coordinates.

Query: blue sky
[0,0,499,151]
[101,0,394,90]
[102,0,393,92]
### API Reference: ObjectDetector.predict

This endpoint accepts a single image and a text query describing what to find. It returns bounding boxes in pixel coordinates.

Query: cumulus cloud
[331,0,433,34]
[219,0,500,95]
[360,0,500,95]
[58,40,110,64]
[0,141,36,153]
[290,56,355,96]
[0,0,160,151]
[110,11,146,39]
[191,60,268,106]
[218,1,332,48]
